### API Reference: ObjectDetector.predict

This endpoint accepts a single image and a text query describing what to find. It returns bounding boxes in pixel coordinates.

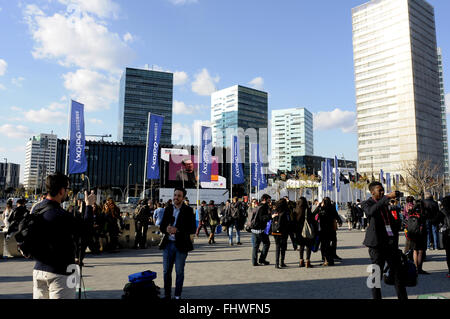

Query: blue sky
[0,0,449,183]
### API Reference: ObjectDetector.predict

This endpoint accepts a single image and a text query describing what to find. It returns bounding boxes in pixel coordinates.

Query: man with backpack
[16,172,81,299]
[407,200,429,274]
[362,181,408,300]
[422,192,440,250]
[227,197,244,246]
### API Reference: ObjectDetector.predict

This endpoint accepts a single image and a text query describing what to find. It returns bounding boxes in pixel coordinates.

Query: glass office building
[211,85,268,186]
[438,47,449,187]
[118,67,173,145]
[352,0,444,178]
[271,107,314,172]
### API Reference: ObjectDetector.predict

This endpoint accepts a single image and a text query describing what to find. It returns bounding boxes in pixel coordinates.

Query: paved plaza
[0,228,449,299]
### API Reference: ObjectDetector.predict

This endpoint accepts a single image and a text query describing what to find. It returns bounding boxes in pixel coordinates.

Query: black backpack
[271,215,282,234]
[406,214,424,240]
[14,202,57,259]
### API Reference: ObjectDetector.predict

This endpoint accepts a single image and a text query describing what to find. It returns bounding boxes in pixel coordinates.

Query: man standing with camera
[362,181,407,300]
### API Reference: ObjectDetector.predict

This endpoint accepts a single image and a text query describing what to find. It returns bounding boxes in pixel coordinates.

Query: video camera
[395,191,404,198]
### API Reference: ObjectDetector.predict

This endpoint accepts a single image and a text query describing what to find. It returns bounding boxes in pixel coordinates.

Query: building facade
[438,47,449,187]
[352,0,444,178]
[271,107,313,172]
[291,155,357,177]
[211,85,268,185]
[23,133,57,190]
[0,162,20,191]
[118,67,173,145]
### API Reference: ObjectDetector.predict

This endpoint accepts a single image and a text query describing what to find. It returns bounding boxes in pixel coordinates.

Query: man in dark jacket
[159,187,196,300]
[362,181,407,300]
[250,194,272,266]
[423,192,440,250]
[31,172,80,299]
[6,198,29,235]
[195,201,209,238]
[134,199,151,249]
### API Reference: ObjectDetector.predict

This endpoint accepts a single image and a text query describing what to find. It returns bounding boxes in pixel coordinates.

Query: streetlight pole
[126,163,132,201]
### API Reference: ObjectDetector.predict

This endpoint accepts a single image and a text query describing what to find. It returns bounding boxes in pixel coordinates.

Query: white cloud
[24,3,133,73]
[191,68,219,96]
[169,0,198,5]
[248,77,264,90]
[173,100,207,115]
[23,104,67,124]
[172,123,193,145]
[0,59,7,76]
[58,0,120,19]
[0,124,33,139]
[11,77,25,87]
[174,71,188,86]
[0,84,5,90]
[313,108,356,133]
[63,69,119,111]
[123,32,134,43]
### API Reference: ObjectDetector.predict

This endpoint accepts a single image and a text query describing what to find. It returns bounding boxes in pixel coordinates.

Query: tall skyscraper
[271,107,314,172]
[0,162,20,191]
[352,0,444,178]
[118,67,173,145]
[24,133,57,190]
[211,85,268,182]
[438,47,449,187]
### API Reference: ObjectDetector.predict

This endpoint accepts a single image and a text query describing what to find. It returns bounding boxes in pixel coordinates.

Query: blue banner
[199,126,212,182]
[321,161,327,193]
[326,158,333,191]
[232,136,244,184]
[258,145,267,190]
[380,169,384,184]
[334,156,340,192]
[146,113,164,180]
[386,173,391,193]
[68,100,87,174]
[251,143,259,187]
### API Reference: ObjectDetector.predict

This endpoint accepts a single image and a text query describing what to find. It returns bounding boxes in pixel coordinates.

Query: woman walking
[206,200,220,244]
[313,197,340,266]
[294,197,316,268]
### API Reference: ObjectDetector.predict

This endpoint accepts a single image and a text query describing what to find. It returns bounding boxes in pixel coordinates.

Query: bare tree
[399,158,444,197]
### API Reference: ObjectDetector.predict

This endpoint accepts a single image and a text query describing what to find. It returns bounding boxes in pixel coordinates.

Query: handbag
[215,224,222,234]
[302,220,315,239]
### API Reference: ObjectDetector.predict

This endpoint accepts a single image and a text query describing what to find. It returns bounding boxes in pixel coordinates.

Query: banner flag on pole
[321,161,327,193]
[68,100,87,174]
[232,136,244,184]
[251,143,259,187]
[386,173,391,193]
[380,169,384,184]
[199,126,212,182]
[334,156,340,192]
[326,158,333,191]
[258,145,267,190]
[146,113,164,180]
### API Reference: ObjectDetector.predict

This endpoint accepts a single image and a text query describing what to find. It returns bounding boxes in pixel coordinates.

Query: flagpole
[143,112,151,199]
[230,135,233,200]
[196,125,200,212]
[64,101,72,176]
[249,142,252,200]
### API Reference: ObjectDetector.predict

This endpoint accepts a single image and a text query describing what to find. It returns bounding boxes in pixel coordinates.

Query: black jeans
[368,246,408,300]
[299,244,311,260]
[274,234,288,265]
[134,221,148,248]
[252,232,270,265]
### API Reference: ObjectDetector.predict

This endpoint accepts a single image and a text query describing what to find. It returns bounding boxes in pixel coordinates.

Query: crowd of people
[0,173,449,300]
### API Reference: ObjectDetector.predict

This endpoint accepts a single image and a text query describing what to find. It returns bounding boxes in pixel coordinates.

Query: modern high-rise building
[118,67,173,145]
[438,47,449,187]
[271,107,314,172]
[0,162,20,191]
[23,133,57,190]
[211,85,268,183]
[352,0,444,178]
